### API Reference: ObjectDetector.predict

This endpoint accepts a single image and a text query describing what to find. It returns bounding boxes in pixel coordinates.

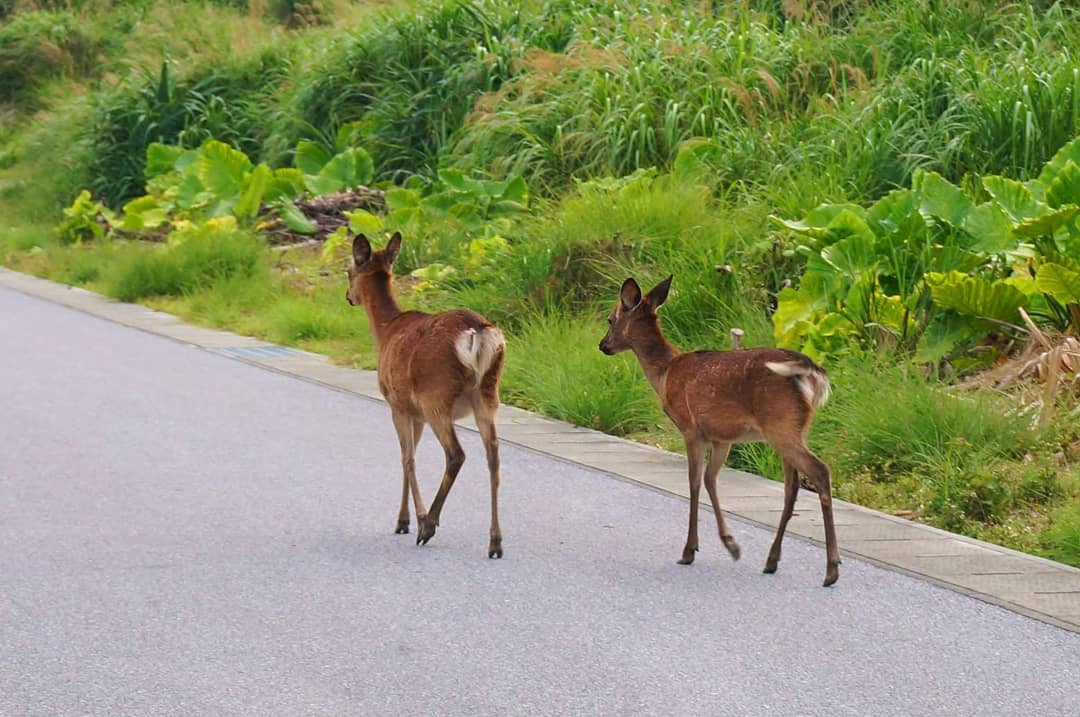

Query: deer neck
[630,319,679,395]
[358,272,403,348]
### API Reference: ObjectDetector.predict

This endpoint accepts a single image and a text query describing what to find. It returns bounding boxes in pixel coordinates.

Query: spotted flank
[765,360,831,409]
[454,326,506,385]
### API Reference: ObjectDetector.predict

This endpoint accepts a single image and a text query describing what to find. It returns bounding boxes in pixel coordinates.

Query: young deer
[346,232,506,558]
[599,276,841,586]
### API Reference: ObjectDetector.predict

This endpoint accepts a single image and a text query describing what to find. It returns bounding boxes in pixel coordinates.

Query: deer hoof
[488,539,503,559]
[763,555,779,574]
[823,560,841,587]
[721,535,741,561]
[416,514,437,546]
[395,518,410,535]
[676,547,697,565]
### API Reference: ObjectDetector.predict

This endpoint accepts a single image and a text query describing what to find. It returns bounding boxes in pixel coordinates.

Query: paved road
[1,286,1078,717]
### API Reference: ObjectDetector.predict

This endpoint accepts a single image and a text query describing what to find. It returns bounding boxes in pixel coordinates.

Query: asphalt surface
[1,286,1078,717]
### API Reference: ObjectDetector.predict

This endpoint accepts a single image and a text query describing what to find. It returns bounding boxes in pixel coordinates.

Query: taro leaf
[867,188,918,236]
[334,121,365,153]
[913,169,972,228]
[234,164,272,220]
[962,203,1015,253]
[385,187,420,211]
[146,143,184,178]
[983,176,1042,222]
[1046,160,1080,210]
[175,172,207,210]
[196,141,252,199]
[304,148,375,196]
[438,169,474,193]
[817,230,879,279]
[174,148,200,174]
[265,168,306,202]
[1035,262,1080,305]
[501,175,529,205]
[1036,135,1080,198]
[915,314,983,363]
[772,285,826,348]
[1012,205,1080,239]
[277,200,318,234]
[926,271,1027,322]
[345,209,383,235]
[118,195,168,232]
[295,141,331,176]
[772,203,867,241]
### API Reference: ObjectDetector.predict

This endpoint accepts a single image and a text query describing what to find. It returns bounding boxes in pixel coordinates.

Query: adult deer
[599,276,840,586]
[346,232,506,558]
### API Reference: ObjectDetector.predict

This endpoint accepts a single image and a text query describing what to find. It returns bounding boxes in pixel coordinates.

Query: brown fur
[599,276,841,586]
[347,233,505,558]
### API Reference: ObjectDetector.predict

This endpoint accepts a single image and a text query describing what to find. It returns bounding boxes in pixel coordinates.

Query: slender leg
[408,417,428,522]
[416,414,465,546]
[703,443,740,560]
[390,411,421,534]
[473,394,503,558]
[678,438,706,565]
[773,438,841,587]
[763,459,799,574]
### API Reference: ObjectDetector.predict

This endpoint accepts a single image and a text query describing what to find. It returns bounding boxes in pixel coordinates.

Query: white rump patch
[765,361,831,409]
[454,327,505,385]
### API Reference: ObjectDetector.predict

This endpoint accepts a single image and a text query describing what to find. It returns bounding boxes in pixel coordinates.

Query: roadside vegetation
[2,0,1078,567]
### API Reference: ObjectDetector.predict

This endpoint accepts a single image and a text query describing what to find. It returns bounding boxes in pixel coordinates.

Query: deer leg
[416,415,465,547]
[764,459,799,574]
[777,441,841,587]
[703,443,740,560]
[408,417,428,525]
[472,393,503,559]
[390,411,422,534]
[678,438,706,565]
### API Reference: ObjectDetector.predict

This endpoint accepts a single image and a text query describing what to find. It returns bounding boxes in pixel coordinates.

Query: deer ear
[646,275,673,308]
[352,234,372,267]
[619,278,643,310]
[384,231,402,265]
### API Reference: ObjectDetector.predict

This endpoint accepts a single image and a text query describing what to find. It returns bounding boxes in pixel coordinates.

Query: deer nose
[599,340,612,355]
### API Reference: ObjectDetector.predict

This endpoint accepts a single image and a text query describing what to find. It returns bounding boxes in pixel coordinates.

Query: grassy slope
[2,0,1078,566]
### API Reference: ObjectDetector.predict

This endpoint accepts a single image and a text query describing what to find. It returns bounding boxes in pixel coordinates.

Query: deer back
[662,348,829,444]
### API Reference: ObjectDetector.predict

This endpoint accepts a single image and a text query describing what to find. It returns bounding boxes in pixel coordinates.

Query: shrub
[0,10,101,107]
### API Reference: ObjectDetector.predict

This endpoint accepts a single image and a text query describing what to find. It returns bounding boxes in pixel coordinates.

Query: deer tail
[454,326,506,386]
[765,360,831,410]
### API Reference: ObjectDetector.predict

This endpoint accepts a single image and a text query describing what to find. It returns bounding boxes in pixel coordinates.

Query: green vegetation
[2,0,1079,567]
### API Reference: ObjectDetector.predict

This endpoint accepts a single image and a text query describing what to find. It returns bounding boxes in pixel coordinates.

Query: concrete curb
[3,266,1078,633]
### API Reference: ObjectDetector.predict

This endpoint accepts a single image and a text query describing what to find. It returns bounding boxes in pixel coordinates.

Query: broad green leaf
[1046,160,1080,209]
[334,121,365,153]
[1037,135,1080,195]
[771,203,866,239]
[304,148,375,195]
[867,188,918,236]
[1035,262,1080,304]
[914,169,972,227]
[146,143,184,178]
[926,271,1027,322]
[915,314,982,363]
[196,140,252,199]
[277,201,318,234]
[773,285,827,347]
[438,169,472,193]
[818,230,879,278]
[265,168,306,202]
[118,195,168,232]
[385,187,420,211]
[345,209,383,235]
[501,176,529,205]
[175,172,207,209]
[295,141,331,176]
[234,164,272,220]
[983,176,1041,222]
[962,203,1015,253]
[174,148,200,174]
[1012,205,1079,238]
[320,226,350,264]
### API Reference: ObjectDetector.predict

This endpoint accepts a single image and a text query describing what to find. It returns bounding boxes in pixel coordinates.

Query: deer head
[598,275,673,355]
[346,232,402,306]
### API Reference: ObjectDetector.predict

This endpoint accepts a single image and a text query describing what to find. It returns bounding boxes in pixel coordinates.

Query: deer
[599,275,841,586]
[345,232,506,558]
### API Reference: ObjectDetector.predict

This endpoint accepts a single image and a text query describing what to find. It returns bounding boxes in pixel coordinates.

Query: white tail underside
[765,361,831,409]
[454,327,506,385]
